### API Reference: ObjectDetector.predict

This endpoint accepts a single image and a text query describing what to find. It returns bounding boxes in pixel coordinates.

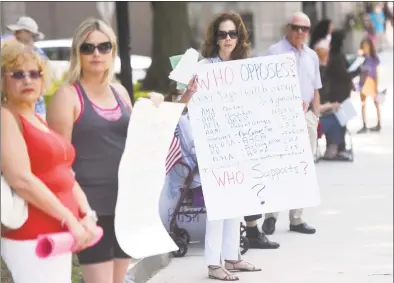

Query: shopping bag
[361,76,377,97]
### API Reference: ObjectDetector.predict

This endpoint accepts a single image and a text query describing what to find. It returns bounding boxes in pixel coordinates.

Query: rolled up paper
[36,226,103,259]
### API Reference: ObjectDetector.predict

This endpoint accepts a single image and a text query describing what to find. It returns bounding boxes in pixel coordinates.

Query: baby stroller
[314,121,355,163]
[168,161,250,258]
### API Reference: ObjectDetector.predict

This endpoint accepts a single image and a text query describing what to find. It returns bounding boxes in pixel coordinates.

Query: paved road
[147,50,393,283]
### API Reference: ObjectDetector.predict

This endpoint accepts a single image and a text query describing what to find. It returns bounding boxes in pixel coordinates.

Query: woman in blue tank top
[47,19,164,283]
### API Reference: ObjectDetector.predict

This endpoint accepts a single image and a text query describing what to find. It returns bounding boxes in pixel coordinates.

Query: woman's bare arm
[47,86,95,215]
[112,83,133,110]
[72,180,92,215]
[1,108,79,226]
[47,84,78,141]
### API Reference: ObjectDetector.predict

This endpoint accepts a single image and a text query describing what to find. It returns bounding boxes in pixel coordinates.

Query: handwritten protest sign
[187,53,320,221]
[115,99,185,259]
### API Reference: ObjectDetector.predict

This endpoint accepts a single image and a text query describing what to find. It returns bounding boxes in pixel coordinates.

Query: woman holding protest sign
[47,19,164,283]
[178,11,261,281]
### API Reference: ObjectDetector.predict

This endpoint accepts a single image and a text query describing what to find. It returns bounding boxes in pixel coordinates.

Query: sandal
[224,260,262,272]
[208,265,239,281]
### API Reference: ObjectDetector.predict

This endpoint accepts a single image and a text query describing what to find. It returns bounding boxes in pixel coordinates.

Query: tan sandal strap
[209,266,235,278]
[226,260,256,270]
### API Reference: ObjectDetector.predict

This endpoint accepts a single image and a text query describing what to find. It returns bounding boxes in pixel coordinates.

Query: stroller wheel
[240,223,247,236]
[240,236,250,255]
[175,228,191,244]
[172,237,188,258]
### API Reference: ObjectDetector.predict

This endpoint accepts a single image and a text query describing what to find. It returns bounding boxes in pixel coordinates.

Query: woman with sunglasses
[179,12,261,281]
[1,40,94,283]
[47,19,164,283]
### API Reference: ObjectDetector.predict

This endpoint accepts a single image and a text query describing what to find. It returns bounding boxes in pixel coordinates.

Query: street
[147,50,393,283]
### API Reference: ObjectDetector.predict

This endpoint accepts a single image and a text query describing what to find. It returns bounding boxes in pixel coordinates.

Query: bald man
[261,12,320,235]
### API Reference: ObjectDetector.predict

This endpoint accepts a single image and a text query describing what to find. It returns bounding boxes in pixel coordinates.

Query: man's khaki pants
[265,110,319,225]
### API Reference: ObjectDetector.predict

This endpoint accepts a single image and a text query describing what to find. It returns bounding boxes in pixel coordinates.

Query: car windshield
[41,47,71,61]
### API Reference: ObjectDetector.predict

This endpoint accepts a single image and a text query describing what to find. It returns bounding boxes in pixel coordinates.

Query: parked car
[35,38,151,83]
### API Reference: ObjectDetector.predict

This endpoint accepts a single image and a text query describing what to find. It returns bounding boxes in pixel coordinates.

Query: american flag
[165,125,182,174]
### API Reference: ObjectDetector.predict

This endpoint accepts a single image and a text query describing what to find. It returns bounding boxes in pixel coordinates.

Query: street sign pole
[115,2,134,104]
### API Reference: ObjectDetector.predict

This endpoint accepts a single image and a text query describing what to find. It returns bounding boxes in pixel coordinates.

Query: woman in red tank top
[1,40,96,283]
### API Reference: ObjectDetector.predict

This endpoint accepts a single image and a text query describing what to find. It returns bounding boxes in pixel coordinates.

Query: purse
[361,76,377,97]
[1,175,28,233]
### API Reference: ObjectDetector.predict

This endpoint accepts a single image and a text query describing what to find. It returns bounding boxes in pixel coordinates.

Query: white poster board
[187,53,320,221]
[334,97,358,126]
[115,99,185,259]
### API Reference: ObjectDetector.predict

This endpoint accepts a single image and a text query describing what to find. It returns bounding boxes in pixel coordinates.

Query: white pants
[1,238,72,283]
[204,218,240,266]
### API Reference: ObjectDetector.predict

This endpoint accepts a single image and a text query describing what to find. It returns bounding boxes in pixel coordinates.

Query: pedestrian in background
[262,12,320,236]
[357,38,381,134]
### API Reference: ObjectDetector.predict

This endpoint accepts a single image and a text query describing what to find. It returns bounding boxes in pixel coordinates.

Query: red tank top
[4,115,80,240]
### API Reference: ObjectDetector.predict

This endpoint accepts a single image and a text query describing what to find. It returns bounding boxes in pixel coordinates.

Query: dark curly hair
[201,11,251,60]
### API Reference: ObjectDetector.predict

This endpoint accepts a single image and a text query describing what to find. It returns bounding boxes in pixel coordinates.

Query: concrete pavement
[146,50,393,283]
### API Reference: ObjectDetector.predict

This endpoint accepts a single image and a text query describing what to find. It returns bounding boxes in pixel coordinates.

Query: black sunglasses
[289,24,310,33]
[217,30,238,40]
[80,42,113,55]
[8,70,43,80]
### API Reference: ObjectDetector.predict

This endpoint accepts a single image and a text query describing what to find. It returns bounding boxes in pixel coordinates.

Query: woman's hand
[66,218,91,251]
[331,102,341,112]
[302,101,309,113]
[184,75,198,97]
[176,75,198,104]
[80,215,98,245]
[148,92,165,107]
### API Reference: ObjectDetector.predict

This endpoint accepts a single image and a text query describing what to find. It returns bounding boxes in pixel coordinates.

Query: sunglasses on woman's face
[217,30,238,40]
[79,41,113,55]
[8,70,43,80]
[289,24,310,33]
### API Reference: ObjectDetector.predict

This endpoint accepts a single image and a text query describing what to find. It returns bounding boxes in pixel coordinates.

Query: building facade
[1,1,358,57]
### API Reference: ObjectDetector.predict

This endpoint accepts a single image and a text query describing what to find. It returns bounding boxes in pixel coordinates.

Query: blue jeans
[320,113,344,145]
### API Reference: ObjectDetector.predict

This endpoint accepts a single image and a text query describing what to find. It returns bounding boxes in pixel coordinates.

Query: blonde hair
[65,18,117,85]
[1,40,48,102]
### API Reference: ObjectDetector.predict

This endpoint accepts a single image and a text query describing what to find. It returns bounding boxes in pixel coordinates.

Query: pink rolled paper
[36,226,103,258]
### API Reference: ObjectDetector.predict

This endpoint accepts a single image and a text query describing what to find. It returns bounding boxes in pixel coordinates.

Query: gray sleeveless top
[72,82,131,215]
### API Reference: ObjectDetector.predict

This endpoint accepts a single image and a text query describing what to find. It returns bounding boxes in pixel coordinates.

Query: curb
[125,253,171,283]
[79,253,171,283]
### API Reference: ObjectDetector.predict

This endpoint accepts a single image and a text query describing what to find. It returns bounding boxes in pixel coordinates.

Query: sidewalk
[146,51,393,283]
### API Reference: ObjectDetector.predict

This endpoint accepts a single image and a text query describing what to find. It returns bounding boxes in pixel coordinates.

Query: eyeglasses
[8,70,43,80]
[217,30,238,40]
[289,24,310,33]
[80,42,113,55]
